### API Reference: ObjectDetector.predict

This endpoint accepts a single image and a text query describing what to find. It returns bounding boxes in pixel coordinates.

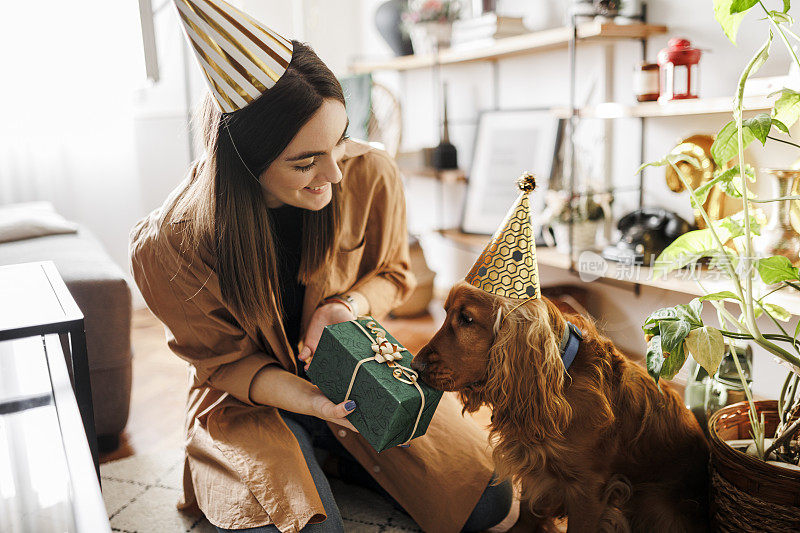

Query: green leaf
[756,255,800,283]
[667,152,702,169]
[721,172,757,199]
[730,0,758,12]
[717,210,762,237]
[662,348,688,380]
[708,247,740,273]
[646,335,664,383]
[643,307,678,336]
[635,158,668,175]
[772,118,790,134]
[770,10,794,23]
[700,290,741,302]
[749,32,773,77]
[712,165,757,199]
[743,113,773,145]
[694,174,725,205]
[712,120,756,167]
[661,343,686,379]
[784,0,791,14]
[685,326,726,376]
[652,228,726,279]
[716,165,756,183]
[772,88,800,129]
[715,0,747,43]
[688,298,705,325]
[764,302,792,321]
[660,323,689,381]
[652,212,761,279]
[660,319,692,355]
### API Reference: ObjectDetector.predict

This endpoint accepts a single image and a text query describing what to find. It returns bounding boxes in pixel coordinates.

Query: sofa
[0,203,132,449]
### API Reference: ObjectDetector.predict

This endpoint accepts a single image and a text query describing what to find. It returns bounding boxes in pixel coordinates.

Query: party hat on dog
[464,173,541,300]
[174,0,293,113]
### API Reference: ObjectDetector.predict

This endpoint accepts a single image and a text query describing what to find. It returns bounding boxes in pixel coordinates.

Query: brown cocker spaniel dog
[411,282,709,532]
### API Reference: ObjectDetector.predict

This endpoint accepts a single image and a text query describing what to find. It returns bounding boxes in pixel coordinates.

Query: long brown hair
[172,41,345,332]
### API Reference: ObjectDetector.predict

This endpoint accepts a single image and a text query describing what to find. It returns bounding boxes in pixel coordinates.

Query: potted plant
[639,1,800,529]
[543,190,609,255]
[402,0,462,53]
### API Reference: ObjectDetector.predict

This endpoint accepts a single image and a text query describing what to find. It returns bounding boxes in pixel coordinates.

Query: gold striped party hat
[464,173,541,300]
[174,0,294,113]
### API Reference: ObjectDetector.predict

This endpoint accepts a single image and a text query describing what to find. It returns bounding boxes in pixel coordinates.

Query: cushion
[0,202,78,244]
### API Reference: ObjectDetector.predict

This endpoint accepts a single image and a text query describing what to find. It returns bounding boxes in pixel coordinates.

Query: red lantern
[657,38,701,103]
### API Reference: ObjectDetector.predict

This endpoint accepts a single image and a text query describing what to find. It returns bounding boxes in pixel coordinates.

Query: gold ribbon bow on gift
[344,318,426,447]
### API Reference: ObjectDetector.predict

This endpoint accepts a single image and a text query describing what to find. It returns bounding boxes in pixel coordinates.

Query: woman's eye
[295,162,315,172]
[459,312,473,325]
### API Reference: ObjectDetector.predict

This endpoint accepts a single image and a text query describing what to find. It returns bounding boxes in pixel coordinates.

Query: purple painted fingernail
[344,400,356,411]
[399,444,410,448]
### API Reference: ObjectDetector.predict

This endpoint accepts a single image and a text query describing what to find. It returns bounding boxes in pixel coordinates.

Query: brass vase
[757,169,800,266]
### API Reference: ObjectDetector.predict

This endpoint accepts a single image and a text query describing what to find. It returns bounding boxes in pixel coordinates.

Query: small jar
[634,62,659,102]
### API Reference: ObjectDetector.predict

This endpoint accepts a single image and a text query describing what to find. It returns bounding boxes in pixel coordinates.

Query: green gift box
[307,317,443,452]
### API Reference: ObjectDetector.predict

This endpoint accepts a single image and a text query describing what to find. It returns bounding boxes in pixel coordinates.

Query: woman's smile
[304,183,329,194]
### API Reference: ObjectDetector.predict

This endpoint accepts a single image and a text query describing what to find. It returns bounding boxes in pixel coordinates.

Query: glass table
[0,334,110,532]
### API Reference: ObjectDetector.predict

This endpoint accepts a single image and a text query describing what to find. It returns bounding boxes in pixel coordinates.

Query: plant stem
[760,2,800,71]
[751,195,800,203]
[788,375,800,422]
[736,50,758,353]
[716,305,764,458]
[780,370,794,421]
[755,300,794,339]
[715,299,746,329]
[758,283,788,302]
[766,135,800,150]
[720,329,800,344]
[731,345,758,416]
[765,417,800,457]
[667,160,746,300]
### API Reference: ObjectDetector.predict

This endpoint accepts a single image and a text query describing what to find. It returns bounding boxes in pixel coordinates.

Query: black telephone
[602,208,693,266]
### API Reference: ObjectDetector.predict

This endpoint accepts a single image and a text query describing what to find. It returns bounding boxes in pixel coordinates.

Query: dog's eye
[459,312,473,326]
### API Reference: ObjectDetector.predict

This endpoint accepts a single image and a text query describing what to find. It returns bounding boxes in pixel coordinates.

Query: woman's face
[260,98,349,210]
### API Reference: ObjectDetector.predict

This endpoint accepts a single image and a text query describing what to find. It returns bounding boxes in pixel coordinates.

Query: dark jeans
[215,411,512,533]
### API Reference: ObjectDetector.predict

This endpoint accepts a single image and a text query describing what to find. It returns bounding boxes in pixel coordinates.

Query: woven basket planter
[708,400,800,532]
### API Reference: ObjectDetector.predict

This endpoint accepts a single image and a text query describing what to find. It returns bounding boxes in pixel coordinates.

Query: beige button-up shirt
[129,141,494,532]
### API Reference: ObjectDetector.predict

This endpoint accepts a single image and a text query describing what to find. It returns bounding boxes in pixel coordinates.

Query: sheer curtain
[0,0,146,270]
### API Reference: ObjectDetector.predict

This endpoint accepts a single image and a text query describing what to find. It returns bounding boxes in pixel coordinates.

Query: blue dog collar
[559,321,582,371]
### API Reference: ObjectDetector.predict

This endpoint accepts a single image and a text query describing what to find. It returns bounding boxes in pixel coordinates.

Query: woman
[130,2,513,532]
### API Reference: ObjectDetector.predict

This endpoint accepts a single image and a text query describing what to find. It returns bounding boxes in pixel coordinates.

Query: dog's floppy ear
[486,298,572,444]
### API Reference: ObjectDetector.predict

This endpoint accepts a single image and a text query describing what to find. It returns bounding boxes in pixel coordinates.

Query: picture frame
[460,108,561,235]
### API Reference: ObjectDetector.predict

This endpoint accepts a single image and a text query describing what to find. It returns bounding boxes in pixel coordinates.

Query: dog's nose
[411,346,429,374]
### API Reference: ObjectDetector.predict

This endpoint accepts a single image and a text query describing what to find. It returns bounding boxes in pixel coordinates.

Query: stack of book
[450,14,528,48]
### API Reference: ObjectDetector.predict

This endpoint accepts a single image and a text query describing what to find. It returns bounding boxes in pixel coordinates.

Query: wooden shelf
[401,167,467,184]
[437,228,800,315]
[552,95,775,119]
[350,21,667,74]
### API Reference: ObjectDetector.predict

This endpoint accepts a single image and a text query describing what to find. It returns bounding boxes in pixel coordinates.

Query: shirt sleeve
[348,152,417,319]
[129,220,279,406]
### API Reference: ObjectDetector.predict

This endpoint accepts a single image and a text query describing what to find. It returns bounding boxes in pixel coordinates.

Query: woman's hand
[249,366,359,431]
[298,302,354,370]
[311,390,358,432]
